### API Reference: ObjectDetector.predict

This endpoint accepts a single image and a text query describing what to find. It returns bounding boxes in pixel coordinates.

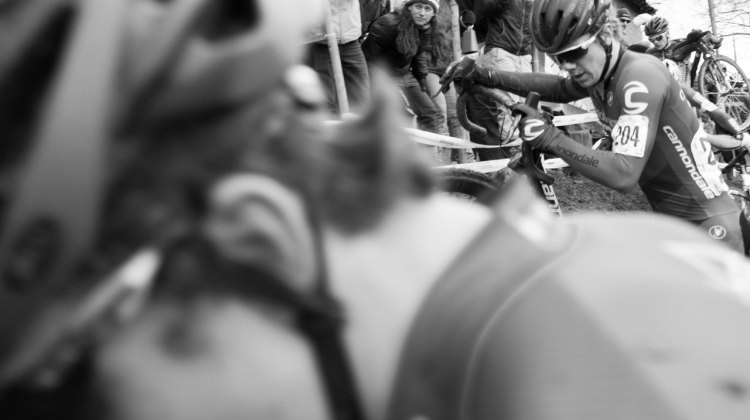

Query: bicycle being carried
[674,31,750,131]
[436,86,608,216]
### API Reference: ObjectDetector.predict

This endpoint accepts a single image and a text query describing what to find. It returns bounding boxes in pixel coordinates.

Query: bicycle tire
[697,55,750,131]
[434,168,502,204]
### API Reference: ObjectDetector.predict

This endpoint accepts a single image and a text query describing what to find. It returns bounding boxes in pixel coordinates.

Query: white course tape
[402,127,500,149]
[434,159,511,173]
[437,138,602,173]
[323,119,500,149]
[552,113,600,126]
[325,111,601,151]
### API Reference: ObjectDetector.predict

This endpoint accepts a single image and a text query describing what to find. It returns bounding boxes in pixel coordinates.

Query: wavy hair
[395,5,449,65]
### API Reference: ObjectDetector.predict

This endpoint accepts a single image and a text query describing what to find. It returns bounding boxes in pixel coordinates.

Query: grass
[548,168,653,214]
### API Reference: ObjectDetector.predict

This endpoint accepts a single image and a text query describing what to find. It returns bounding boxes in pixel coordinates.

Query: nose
[560,61,577,71]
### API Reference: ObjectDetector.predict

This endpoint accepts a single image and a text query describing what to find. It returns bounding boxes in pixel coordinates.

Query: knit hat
[403,0,439,11]
[616,8,631,22]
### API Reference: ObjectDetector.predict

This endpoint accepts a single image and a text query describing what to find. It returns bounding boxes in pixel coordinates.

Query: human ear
[600,26,614,46]
[202,174,317,292]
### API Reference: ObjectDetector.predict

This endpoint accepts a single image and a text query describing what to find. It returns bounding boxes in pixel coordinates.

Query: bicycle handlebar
[456,86,519,136]
[721,148,749,175]
[456,86,555,185]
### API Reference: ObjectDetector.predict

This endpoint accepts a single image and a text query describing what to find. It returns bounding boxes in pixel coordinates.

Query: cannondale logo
[623,81,649,114]
[523,119,546,140]
[709,225,727,240]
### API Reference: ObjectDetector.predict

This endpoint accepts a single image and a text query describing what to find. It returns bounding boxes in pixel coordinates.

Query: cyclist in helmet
[644,16,671,56]
[441,0,747,254]
[3,1,750,420]
[643,15,723,86]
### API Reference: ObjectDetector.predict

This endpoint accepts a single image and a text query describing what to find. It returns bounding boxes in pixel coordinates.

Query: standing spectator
[425,0,477,163]
[360,0,390,36]
[361,0,450,148]
[465,0,534,161]
[616,8,649,52]
[307,0,371,114]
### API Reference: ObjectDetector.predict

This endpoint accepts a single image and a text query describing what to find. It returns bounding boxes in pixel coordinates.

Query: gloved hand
[460,10,476,28]
[687,29,709,43]
[512,103,565,151]
[439,56,478,94]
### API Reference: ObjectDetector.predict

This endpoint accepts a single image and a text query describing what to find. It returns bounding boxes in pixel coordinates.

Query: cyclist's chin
[572,73,595,88]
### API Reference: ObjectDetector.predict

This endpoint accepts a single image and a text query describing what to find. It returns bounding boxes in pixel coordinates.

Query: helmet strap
[596,38,613,85]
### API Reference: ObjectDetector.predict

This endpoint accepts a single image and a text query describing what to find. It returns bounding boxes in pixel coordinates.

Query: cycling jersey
[589,50,737,220]
[645,39,698,85]
[644,38,696,63]
[388,179,750,420]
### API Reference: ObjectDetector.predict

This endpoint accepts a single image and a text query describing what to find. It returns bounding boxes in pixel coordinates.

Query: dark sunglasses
[649,34,665,42]
[619,18,631,24]
[550,33,599,65]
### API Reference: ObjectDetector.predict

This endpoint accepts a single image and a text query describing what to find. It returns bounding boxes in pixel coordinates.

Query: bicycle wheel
[698,55,750,131]
[434,168,502,204]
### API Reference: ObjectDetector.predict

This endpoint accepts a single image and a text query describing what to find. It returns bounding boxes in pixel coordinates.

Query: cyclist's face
[619,18,630,33]
[409,3,435,27]
[649,32,669,50]
[556,37,608,88]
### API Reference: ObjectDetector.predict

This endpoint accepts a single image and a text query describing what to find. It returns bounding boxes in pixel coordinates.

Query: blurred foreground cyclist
[2,1,750,420]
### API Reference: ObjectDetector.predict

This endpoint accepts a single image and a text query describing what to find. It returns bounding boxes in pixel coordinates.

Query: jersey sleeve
[539,61,671,191]
[476,69,589,103]
[604,63,671,182]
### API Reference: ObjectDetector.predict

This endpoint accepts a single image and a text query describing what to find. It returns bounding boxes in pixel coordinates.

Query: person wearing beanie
[362,0,451,156]
[616,7,631,32]
[403,0,439,11]
[616,7,650,52]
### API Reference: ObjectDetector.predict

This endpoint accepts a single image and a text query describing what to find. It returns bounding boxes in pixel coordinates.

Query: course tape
[324,112,600,150]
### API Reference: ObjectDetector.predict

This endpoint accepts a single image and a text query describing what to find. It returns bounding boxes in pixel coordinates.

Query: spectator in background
[360,0,390,37]
[464,0,534,161]
[361,0,451,161]
[425,0,476,163]
[307,0,371,114]
[616,7,649,52]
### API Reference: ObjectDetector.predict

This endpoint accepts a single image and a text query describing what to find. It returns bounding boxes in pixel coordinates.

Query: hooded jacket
[475,0,533,56]
[361,12,430,80]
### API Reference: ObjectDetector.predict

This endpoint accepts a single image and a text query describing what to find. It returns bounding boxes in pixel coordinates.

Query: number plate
[612,115,648,157]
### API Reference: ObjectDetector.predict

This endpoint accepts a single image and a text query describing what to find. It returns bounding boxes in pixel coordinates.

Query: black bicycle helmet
[529,0,612,55]
[644,16,669,36]
[0,0,324,389]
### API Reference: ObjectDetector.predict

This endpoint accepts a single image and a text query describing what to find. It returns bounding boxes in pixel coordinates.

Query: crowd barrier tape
[434,159,510,173]
[436,139,602,173]
[325,112,599,150]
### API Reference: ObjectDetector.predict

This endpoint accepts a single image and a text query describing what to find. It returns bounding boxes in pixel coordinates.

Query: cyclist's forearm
[545,136,642,192]
[683,85,742,135]
[474,68,588,103]
[703,133,744,150]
